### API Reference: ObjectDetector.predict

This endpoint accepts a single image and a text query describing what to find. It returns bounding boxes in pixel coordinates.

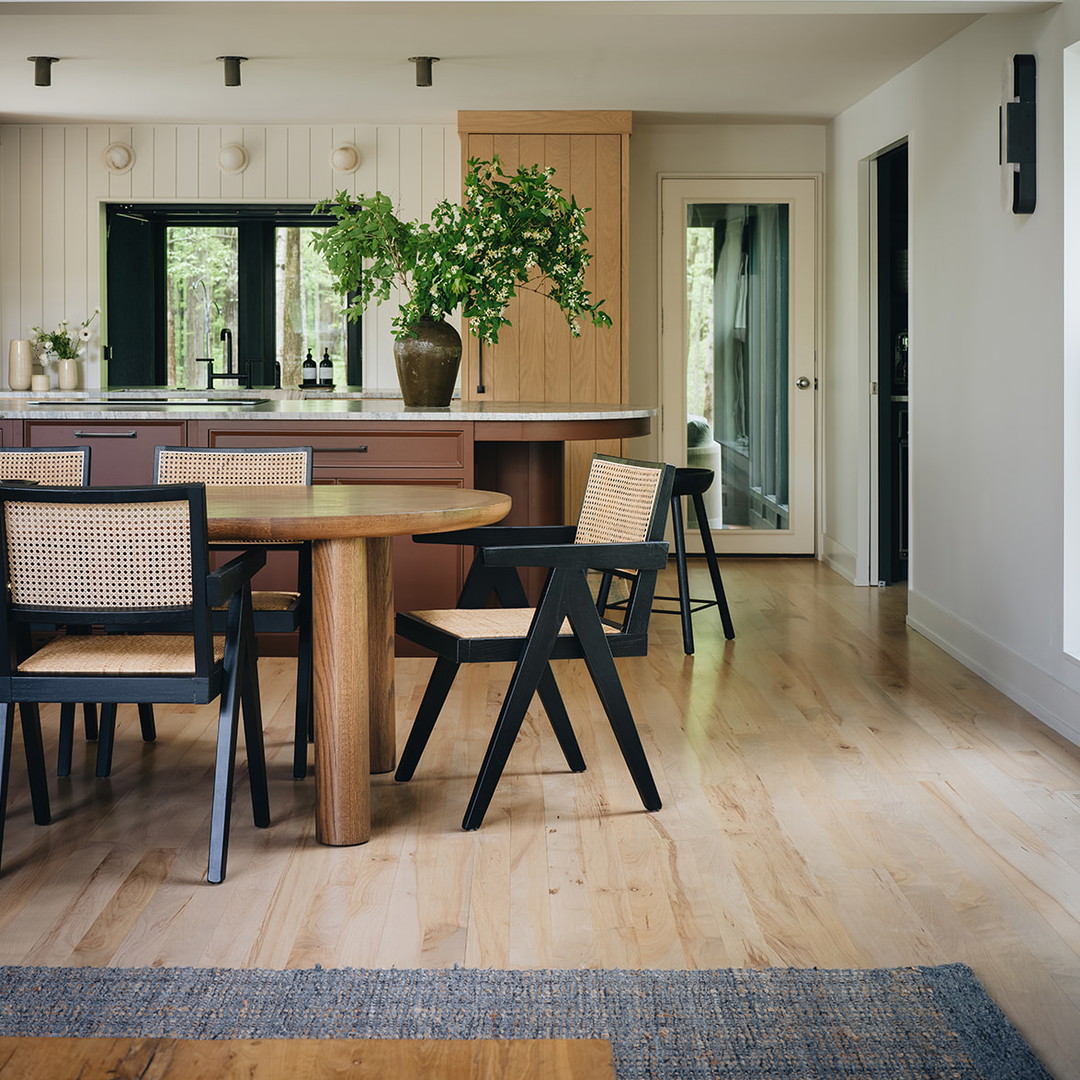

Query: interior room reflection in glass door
[661,179,817,555]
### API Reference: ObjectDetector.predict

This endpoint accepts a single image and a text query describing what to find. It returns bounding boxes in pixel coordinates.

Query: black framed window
[105,203,361,389]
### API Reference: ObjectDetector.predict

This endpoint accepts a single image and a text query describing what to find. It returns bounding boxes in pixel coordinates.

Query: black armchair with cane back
[395,453,676,831]
[0,482,269,884]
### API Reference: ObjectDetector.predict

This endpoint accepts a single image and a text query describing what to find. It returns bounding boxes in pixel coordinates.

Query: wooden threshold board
[0,1036,615,1079]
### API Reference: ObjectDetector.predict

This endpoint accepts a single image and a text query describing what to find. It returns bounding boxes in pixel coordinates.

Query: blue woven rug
[0,963,1050,1079]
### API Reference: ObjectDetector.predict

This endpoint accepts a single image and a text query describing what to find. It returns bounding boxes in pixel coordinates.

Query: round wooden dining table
[204,484,512,846]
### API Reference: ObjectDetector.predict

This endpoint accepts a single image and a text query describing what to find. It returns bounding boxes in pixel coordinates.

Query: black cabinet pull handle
[73,430,138,438]
[312,445,368,453]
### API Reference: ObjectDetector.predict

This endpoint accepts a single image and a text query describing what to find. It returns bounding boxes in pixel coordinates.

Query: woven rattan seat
[0,482,269,885]
[220,590,297,613]
[408,608,621,639]
[154,446,315,779]
[18,634,227,675]
[395,454,675,830]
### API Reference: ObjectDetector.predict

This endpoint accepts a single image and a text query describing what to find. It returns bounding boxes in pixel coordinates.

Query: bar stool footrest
[603,595,721,617]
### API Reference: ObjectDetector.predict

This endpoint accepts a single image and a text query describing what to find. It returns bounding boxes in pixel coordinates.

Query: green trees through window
[166,225,237,389]
[106,205,360,389]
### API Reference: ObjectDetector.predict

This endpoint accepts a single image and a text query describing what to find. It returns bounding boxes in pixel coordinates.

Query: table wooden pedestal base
[312,535,395,846]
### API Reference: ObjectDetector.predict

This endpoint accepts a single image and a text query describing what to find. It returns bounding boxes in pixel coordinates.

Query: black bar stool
[658,467,735,654]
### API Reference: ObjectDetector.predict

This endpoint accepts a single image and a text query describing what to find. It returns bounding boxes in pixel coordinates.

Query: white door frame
[659,174,821,556]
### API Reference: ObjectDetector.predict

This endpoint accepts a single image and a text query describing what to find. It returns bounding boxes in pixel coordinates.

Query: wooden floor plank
[0,1035,615,1080]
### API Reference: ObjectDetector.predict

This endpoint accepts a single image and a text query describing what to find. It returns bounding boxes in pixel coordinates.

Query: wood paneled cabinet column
[458,111,632,521]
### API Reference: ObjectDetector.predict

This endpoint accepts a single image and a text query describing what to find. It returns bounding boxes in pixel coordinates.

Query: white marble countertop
[0,391,655,423]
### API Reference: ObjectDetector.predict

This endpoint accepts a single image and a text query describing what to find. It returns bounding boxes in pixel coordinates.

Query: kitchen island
[0,394,654,645]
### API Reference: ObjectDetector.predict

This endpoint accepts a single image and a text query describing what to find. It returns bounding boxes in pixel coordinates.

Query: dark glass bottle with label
[319,349,334,387]
[302,348,317,386]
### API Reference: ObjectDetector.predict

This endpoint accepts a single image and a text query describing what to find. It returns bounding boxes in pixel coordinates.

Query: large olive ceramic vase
[393,318,462,408]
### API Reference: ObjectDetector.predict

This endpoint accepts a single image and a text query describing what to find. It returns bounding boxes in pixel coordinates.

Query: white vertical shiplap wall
[0,122,458,390]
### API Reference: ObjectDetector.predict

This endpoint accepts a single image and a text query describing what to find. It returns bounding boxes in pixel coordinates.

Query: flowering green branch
[29,308,100,361]
[311,157,611,344]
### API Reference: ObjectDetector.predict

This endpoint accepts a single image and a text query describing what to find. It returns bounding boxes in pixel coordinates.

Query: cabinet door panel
[204,425,467,469]
[24,420,186,485]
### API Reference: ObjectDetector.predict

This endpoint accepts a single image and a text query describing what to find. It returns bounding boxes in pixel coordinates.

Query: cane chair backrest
[0,483,215,675]
[3,496,195,610]
[155,446,312,486]
[0,447,90,486]
[573,455,673,634]
[574,455,669,547]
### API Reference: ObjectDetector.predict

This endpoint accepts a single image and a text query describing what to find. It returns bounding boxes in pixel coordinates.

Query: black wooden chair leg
[57,703,75,777]
[671,492,695,655]
[396,656,460,782]
[692,491,735,641]
[462,664,543,831]
[571,595,661,812]
[595,571,615,613]
[293,615,314,779]
[239,631,270,828]
[207,684,241,885]
[462,581,568,831]
[137,703,156,742]
[95,703,118,778]
[208,595,248,885]
[82,702,98,741]
[0,703,13,869]
[19,702,51,826]
[536,666,586,772]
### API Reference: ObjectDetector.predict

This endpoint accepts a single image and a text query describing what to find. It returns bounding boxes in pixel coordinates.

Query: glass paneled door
[660,178,818,554]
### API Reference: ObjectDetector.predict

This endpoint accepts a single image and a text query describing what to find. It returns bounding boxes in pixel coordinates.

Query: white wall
[0,122,458,390]
[826,2,1080,746]
[627,122,827,463]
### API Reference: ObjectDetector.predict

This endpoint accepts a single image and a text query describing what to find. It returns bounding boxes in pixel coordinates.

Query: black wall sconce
[1002,53,1036,214]
[217,55,247,87]
[27,56,58,86]
[408,56,439,87]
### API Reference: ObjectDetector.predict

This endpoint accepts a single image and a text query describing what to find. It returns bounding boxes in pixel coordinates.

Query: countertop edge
[0,398,656,423]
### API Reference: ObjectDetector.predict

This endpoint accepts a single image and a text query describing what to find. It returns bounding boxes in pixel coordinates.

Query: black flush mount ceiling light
[408,56,439,87]
[1003,53,1036,214]
[27,56,58,86]
[217,55,247,87]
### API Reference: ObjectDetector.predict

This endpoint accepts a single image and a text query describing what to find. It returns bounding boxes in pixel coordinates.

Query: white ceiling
[0,1,1051,127]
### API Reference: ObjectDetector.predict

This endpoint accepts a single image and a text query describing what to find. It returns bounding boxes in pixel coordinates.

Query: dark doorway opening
[876,143,908,584]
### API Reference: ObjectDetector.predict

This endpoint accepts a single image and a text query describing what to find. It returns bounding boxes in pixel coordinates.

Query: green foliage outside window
[166,226,237,388]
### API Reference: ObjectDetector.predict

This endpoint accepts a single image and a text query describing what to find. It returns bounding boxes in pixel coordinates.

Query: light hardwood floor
[0,559,1078,1077]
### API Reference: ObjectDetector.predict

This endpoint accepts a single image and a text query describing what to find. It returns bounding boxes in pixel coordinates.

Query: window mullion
[237,220,276,386]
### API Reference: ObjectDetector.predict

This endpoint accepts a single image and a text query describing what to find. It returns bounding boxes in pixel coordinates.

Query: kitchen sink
[28,397,269,407]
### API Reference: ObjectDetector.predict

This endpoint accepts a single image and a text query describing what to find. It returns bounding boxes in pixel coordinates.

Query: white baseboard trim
[906,590,1080,749]
[821,534,858,584]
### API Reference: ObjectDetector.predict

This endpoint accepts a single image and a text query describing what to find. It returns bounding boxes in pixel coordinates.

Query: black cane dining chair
[395,453,675,830]
[154,446,315,779]
[0,447,114,770]
[0,482,269,884]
